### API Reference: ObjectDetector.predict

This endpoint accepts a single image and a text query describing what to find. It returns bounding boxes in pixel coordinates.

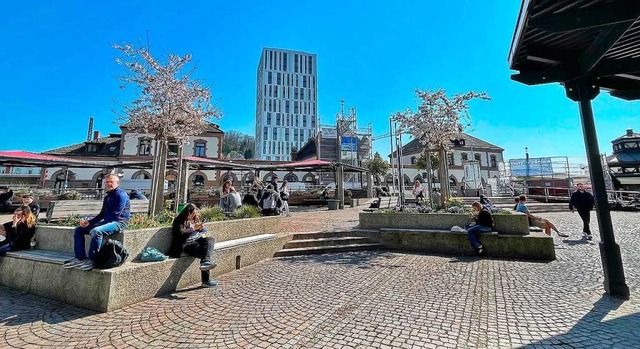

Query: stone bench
[353,228,555,261]
[0,216,290,312]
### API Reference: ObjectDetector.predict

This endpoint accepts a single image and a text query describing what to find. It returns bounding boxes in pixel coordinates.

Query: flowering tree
[114,43,221,215]
[393,89,489,205]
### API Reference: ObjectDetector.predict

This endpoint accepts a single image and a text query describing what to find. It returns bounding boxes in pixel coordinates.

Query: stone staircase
[274,230,383,257]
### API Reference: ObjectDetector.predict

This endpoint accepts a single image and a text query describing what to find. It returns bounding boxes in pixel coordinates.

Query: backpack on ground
[262,192,278,210]
[94,239,129,269]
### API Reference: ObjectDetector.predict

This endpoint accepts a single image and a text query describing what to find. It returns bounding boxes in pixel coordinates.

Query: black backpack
[94,239,129,269]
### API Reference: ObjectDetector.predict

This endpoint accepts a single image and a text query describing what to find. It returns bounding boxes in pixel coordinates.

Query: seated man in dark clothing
[0,187,14,213]
[242,191,260,207]
[129,189,148,200]
[21,194,40,217]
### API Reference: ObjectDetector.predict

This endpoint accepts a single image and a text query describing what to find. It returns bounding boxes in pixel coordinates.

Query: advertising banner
[509,157,553,177]
[463,161,482,189]
[341,136,358,160]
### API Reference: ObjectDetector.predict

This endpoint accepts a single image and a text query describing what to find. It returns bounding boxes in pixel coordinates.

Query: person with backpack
[569,183,595,240]
[259,184,282,216]
[168,203,218,287]
[466,202,494,254]
[63,174,130,271]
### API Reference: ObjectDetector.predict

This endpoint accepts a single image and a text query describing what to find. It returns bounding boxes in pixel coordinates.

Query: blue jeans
[466,225,492,249]
[74,222,125,260]
[0,243,12,255]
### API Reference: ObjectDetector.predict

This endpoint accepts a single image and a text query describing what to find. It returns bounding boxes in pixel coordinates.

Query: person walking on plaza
[516,195,568,237]
[0,206,37,255]
[280,181,291,217]
[466,202,494,254]
[169,203,218,287]
[63,174,130,271]
[569,183,595,240]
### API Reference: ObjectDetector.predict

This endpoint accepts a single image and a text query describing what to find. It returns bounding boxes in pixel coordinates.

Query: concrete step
[291,230,361,240]
[274,243,384,257]
[284,236,373,249]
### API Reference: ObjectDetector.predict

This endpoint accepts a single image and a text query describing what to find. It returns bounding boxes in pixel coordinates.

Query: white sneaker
[78,260,95,271]
[62,258,85,269]
[557,232,569,237]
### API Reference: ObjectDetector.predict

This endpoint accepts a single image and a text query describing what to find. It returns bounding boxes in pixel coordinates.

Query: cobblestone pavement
[1,209,639,348]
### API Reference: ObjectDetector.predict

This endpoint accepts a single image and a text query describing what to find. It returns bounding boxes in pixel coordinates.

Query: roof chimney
[627,128,634,137]
[87,117,94,141]
[93,131,100,140]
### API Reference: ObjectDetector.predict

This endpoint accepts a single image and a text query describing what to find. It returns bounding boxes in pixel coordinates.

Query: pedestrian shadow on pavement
[517,294,640,348]
[0,287,95,327]
[277,250,405,269]
[562,238,591,246]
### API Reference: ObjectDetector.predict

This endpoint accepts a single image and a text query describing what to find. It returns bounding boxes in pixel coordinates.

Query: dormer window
[87,143,98,153]
[138,138,152,156]
[194,140,207,157]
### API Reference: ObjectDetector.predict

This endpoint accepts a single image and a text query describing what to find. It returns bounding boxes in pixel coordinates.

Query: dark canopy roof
[509,0,640,100]
[0,150,133,168]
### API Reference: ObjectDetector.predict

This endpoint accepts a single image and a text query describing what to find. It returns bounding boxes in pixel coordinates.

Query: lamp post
[525,147,530,195]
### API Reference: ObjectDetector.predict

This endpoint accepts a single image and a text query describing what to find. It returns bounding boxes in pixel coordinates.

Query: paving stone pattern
[1,209,639,348]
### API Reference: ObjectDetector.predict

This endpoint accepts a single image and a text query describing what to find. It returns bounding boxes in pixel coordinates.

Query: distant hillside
[223,131,255,159]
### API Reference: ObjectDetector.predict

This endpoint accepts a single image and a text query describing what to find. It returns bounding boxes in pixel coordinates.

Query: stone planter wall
[359,212,529,235]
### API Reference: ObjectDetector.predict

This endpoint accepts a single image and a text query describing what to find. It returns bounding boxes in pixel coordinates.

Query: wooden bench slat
[46,199,149,222]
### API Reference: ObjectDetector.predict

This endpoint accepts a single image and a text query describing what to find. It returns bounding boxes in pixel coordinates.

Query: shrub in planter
[232,205,260,219]
[200,206,225,222]
[58,190,82,200]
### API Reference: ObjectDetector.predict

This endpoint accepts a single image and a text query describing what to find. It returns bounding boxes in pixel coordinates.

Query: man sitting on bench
[63,174,131,271]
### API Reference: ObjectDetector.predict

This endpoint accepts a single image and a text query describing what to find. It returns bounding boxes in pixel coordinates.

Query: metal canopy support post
[336,165,344,209]
[565,79,630,299]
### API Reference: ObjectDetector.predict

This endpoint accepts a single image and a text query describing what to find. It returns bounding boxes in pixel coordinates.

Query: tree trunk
[425,150,434,208]
[438,147,450,206]
[174,143,184,213]
[149,139,168,216]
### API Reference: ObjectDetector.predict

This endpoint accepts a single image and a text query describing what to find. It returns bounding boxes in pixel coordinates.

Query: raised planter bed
[359,212,530,235]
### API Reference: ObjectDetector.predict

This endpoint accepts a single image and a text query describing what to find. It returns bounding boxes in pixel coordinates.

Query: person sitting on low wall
[516,195,568,237]
[0,206,36,255]
[0,187,13,213]
[63,174,130,271]
[169,203,218,288]
[466,202,493,255]
[21,194,40,218]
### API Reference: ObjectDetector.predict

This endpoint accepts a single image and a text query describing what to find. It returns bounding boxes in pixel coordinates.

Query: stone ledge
[359,212,529,235]
[0,233,292,312]
[34,216,282,259]
[353,228,555,261]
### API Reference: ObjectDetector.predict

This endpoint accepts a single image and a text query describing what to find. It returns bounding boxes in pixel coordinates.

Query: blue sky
[1,0,638,165]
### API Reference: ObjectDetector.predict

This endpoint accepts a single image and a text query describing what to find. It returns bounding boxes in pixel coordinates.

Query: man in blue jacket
[569,183,595,240]
[63,174,130,271]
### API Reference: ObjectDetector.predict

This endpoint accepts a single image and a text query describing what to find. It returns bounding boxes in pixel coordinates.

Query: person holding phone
[168,203,218,287]
[0,206,37,255]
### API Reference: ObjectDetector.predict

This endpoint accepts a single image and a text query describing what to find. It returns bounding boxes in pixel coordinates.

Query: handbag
[140,246,168,262]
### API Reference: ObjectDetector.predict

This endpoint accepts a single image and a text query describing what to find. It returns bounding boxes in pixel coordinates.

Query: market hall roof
[391,133,504,157]
[509,0,640,100]
[0,150,136,168]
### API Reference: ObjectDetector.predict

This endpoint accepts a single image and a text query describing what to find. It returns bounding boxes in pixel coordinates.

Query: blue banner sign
[509,157,553,177]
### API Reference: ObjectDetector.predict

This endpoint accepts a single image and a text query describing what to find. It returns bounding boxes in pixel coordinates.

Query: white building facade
[255,48,318,161]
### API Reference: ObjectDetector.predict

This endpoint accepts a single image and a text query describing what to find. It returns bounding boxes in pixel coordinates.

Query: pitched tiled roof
[43,135,122,157]
[391,133,503,157]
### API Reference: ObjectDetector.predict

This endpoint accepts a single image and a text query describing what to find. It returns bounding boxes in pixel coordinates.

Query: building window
[285,129,290,141]
[276,114,281,126]
[447,153,454,166]
[411,156,417,165]
[295,115,299,127]
[267,72,272,84]
[277,73,281,85]
[168,141,178,156]
[309,56,313,74]
[192,174,205,187]
[283,53,287,71]
[294,129,298,142]
[194,141,207,157]
[294,101,299,114]
[303,76,307,88]
[273,128,278,140]
[266,112,271,125]
[263,127,268,140]
[286,101,290,113]
[461,153,468,162]
[474,153,481,164]
[490,155,497,168]
[303,115,307,127]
